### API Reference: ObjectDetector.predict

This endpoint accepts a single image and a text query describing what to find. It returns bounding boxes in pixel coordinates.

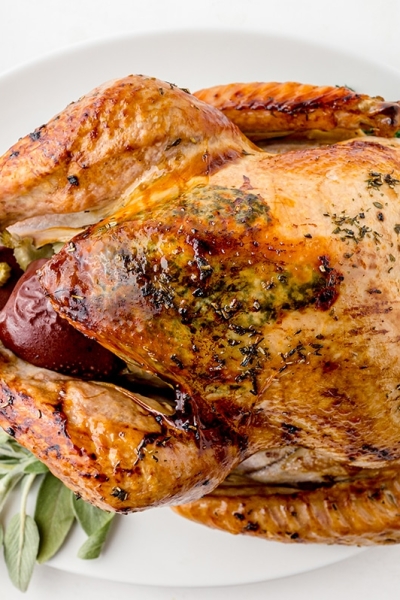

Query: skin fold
[194,81,400,140]
[1,76,400,543]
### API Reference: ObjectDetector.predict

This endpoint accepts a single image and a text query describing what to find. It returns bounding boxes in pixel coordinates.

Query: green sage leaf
[72,494,114,536]
[0,470,24,514]
[4,513,40,592]
[7,437,32,457]
[34,472,75,564]
[0,428,10,445]
[23,460,49,474]
[77,517,114,560]
[0,462,19,475]
[0,523,3,547]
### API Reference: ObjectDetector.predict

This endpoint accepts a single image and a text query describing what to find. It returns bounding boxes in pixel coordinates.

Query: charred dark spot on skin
[52,400,71,439]
[45,444,62,459]
[94,473,109,483]
[67,175,80,186]
[0,384,15,409]
[233,512,245,521]
[314,256,343,311]
[361,444,394,461]
[29,125,46,141]
[230,86,358,115]
[282,422,302,435]
[243,521,260,532]
[281,422,302,441]
[322,361,340,374]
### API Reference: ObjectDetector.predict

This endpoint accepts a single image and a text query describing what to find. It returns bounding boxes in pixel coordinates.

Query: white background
[1,1,400,598]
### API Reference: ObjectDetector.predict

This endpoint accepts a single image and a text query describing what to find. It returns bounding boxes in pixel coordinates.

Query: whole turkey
[0,75,400,545]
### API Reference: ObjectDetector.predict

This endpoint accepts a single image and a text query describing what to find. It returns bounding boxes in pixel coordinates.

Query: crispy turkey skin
[1,75,400,544]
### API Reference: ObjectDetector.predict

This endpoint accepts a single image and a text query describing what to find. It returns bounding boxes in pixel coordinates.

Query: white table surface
[1,1,400,598]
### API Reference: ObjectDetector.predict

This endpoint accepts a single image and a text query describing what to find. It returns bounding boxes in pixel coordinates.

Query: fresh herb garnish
[0,428,116,591]
[366,171,400,191]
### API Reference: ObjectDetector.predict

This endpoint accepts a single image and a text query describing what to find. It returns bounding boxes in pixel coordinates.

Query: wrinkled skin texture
[1,75,400,543]
[194,81,400,140]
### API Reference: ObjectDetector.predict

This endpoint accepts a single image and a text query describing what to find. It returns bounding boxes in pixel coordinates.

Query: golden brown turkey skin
[194,81,400,140]
[173,468,400,545]
[0,75,252,229]
[1,76,400,544]
[0,344,241,511]
[39,138,400,464]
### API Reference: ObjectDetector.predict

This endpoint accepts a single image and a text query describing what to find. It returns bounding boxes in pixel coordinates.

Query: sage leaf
[0,462,20,476]
[6,438,31,458]
[77,516,114,560]
[0,523,3,547]
[72,494,114,536]
[34,472,75,564]
[4,513,40,592]
[0,428,10,444]
[23,460,49,474]
[0,470,24,514]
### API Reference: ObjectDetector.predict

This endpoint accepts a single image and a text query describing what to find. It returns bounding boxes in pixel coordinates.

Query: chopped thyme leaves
[239,338,264,367]
[110,487,129,502]
[384,173,400,188]
[324,211,373,244]
[170,354,184,369]
[166,138,182,150]
[366,171,400,190]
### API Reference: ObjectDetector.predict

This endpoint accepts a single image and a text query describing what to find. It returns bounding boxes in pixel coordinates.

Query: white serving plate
[2,28,398,587]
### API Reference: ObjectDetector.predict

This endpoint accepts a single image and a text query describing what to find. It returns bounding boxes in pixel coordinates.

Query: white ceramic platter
[1,29,399,587]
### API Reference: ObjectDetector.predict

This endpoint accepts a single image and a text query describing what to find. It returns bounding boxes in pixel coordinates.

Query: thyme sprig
[0,428,115,591]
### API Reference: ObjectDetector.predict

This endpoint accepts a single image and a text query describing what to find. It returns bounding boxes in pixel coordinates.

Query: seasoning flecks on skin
[45,184,345,405]
[110,487,129,502]
[366,171,400,191]
[67,175,79,186]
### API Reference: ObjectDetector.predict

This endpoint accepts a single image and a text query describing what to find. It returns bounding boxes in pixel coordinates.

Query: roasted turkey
[0,75,400,545]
